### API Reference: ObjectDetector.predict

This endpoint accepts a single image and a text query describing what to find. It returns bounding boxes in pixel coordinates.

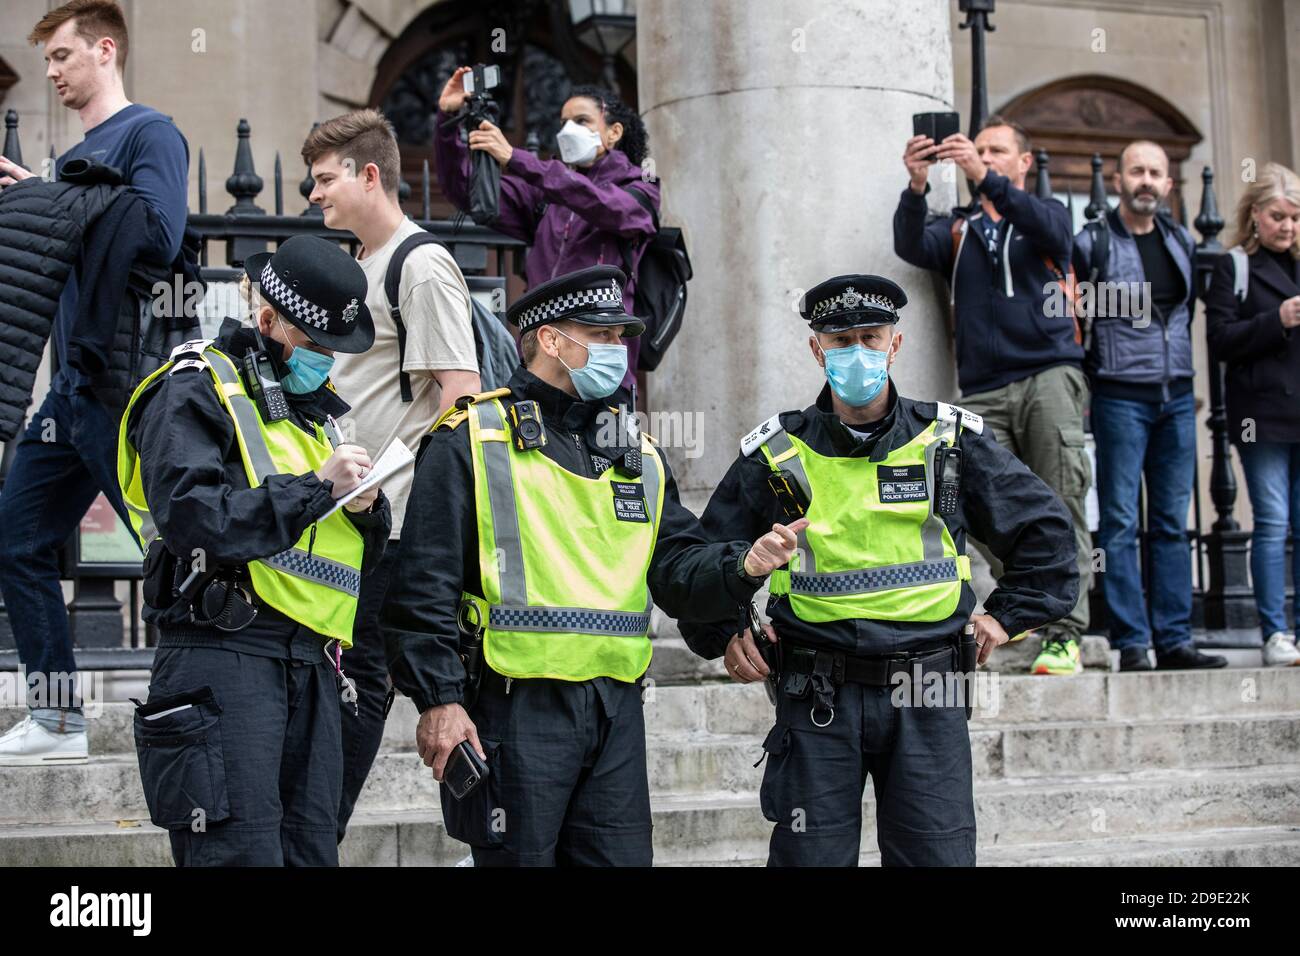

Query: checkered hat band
[517,279,624,331]
[265,548,361,597]
[260,262,333,331]
[489,604,651,636]
[810,290,897,322]
[790,558,958,595]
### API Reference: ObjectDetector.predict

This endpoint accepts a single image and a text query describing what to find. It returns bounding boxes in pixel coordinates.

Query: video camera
[440,63,503,137]
[439,63,505,225]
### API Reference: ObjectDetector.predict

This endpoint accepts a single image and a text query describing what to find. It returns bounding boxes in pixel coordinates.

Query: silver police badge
[342,298,360,324]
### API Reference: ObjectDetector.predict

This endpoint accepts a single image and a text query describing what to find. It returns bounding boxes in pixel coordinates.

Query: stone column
[637,0,959,499]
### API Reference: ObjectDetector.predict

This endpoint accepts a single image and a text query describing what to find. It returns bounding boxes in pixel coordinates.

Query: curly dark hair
[566,85,648,168]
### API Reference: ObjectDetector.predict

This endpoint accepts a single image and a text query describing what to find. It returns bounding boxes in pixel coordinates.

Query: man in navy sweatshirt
[893,114,1091,677]
[0,0,188,766]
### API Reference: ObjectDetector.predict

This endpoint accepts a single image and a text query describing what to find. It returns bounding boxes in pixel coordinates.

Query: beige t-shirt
[331,216,477,539]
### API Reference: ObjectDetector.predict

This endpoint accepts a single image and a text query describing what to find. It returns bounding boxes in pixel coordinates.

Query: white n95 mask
[556,120,602,166]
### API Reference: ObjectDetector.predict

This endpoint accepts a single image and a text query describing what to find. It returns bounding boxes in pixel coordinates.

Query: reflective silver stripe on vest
[789,557,960,595]
[474,401,529,607]
[761,430,815,573]
[489,604,651,637]
[264,547,361,597]
[205,350,278,483]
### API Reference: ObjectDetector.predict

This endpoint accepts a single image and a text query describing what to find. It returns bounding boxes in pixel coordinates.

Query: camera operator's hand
[0,155,35,188]
[933,133,987,187]
[468,120,514,169]
[438,65,472,114]
[724,624,778,684]
[314,443,372,499]
[903,135,939,194]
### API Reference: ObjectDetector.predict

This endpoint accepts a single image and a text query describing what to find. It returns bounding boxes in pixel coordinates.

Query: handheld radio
[243,325,290,422]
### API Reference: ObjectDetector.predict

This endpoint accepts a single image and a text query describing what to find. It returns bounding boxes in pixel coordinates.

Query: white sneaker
[0,717,89,766]
[1262,632,1300,667]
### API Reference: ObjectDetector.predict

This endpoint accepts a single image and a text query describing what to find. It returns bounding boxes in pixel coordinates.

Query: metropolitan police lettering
[879,464,929,503]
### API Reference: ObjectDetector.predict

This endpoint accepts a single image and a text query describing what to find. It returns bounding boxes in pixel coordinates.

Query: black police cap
[244,236,374,353]
[802,274,908,332]
[508,265,645,337]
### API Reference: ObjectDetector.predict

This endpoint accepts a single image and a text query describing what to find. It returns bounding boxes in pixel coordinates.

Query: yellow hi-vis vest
[459,396,664,682]
[117,340,365,646]
[748,403,976,624]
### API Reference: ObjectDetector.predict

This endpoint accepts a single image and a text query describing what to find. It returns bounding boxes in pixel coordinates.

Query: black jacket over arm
[125,326,391,654]
[382,367,759,712]
[678,382,1079,660]
[1205,248,1300,444]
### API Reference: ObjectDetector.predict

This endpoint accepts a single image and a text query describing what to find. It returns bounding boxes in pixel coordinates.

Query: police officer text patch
[878,464,929,503]
[611,481,649,522]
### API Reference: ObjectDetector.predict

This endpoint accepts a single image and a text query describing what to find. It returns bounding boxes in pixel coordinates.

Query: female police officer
[117,236,391,866]
[680,274,1079,867]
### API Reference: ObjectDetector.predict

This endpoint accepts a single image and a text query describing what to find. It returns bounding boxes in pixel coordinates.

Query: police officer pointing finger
[681,274,1079,867]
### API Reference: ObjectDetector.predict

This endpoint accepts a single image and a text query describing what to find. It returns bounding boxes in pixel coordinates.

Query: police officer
[382,265,804,866]
[679,275,1079,867]
[118,236,392,866]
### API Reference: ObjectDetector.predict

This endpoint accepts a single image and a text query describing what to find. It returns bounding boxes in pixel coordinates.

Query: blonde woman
[1206,162,1300,666]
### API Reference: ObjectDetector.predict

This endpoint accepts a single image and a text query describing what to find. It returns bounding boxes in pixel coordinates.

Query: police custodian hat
[244,236,375,353]
[802,274,908,332]
[508,265,646,338]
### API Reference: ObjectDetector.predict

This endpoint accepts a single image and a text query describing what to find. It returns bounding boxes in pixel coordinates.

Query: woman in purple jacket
[435,67,660,384]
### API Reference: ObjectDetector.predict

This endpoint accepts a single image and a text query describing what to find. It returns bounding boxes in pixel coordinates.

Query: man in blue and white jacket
[1072,140,1224,672]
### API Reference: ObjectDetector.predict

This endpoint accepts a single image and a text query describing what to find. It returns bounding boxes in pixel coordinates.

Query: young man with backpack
[302,110,481,843]
[1073,141,1225,672]
[893,114,1092,676]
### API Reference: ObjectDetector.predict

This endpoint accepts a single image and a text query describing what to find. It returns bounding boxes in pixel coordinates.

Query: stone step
[3,707,1297,824]
[5,667,1295,757]
[3,773,1296,867]
[685,826,1300,868]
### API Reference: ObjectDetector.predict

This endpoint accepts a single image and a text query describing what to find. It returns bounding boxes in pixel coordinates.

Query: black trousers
[337,546,398,843]
[759,645,977,867]
[135,644,342,867]
[441,670,653,867]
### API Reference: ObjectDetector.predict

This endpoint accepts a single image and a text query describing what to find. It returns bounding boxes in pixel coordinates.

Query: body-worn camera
[508,400,547,451]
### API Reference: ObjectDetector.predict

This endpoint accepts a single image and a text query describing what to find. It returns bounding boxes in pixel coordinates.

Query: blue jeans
[0,389,133,733]
[1236,440,1300,639]
[1092,391,1196,653]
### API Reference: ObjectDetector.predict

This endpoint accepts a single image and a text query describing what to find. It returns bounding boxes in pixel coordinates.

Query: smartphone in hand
[443,739,490,800]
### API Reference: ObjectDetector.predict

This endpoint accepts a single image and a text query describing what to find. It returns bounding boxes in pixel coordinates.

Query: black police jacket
[382,367,760,711]
[678,381,1080,659]
[125,325,391,660]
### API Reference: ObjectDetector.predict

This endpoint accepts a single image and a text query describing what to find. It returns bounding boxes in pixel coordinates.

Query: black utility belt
[783,642,957,689]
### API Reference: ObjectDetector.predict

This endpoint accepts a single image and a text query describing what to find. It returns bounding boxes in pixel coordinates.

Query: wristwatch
[736,549,766,586]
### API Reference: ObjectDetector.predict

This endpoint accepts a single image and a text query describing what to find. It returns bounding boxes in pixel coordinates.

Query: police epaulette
[434,387,513,432]
[453,387,512,411]
[432,408,469,432]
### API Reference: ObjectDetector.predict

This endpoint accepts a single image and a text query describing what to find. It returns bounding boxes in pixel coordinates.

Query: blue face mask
[821,343,890,407]
[277,317,335,394]
[555,327,627,401]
